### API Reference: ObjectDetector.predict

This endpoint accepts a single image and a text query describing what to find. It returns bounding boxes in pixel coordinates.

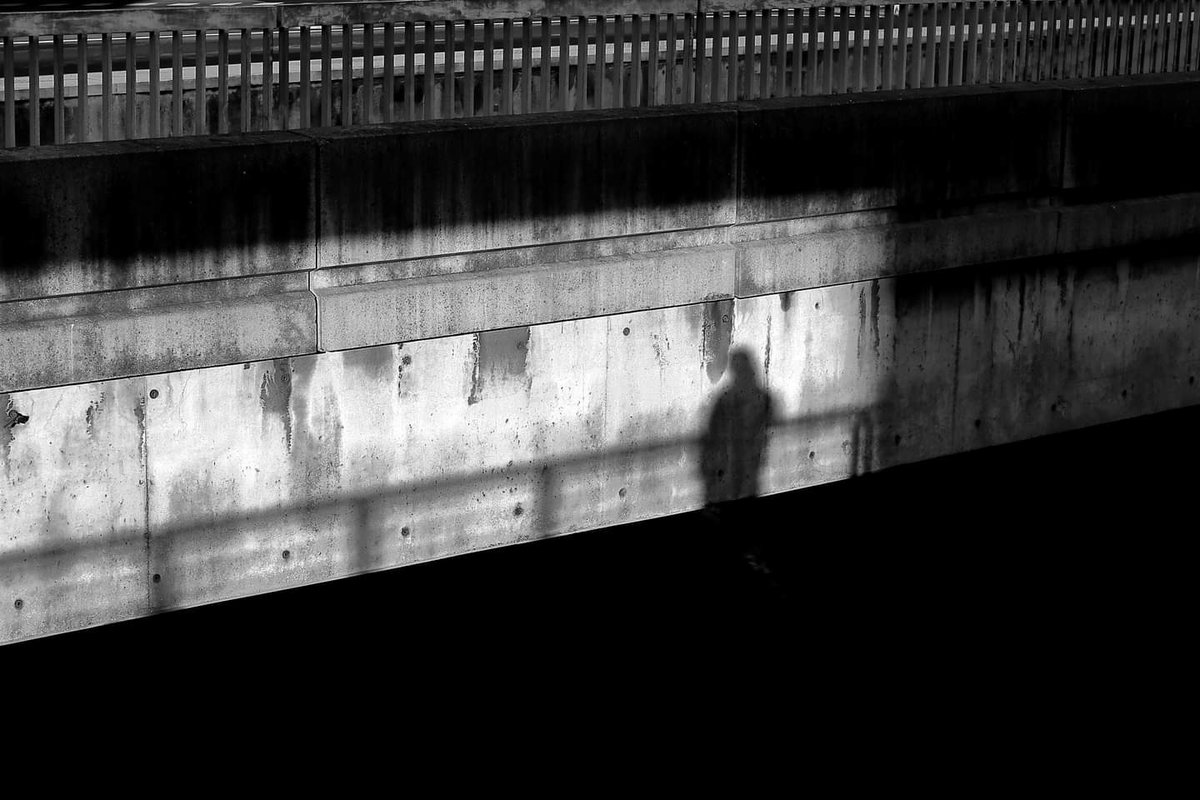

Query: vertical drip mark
[259,358,295,450]
[134,393,152,613]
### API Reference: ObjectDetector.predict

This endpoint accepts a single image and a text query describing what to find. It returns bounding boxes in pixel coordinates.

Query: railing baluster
[28,35,39,146]
[792,8,805,96]
[882,4,895,90]
[54,35,66,144]
[1185,0,1195,69]
[938,3,952,86]
[240,29,251,132]
[896,3,910,90]
[299,26,310,128]
[124,32,135,139]
[1055,1,1069,78]
[762,9,774,99]
[648,14,659,106]
[100,33,112,142]
[835,5,848,94]
[559,16,570,111]
[82,32,92,141]
[424,21,435,120]
[597,14,607,109]
[360,23,371,124]
[482,18,494,116]
[853,6,867,92]
[1156,0,1170,70]
[695,11,706,102]
[521,17,532,114]
[2,37,13,148]
[667,13,678,105]
[405,21,416,121]
[823,5,836,93]
[262,27,273,130]
[462,20,473,118]
[443,20,454,118]
[278,25,289,130]
[1165,0,1179,70]
[382,22,393,123]
[321,25,332,126]
[967,1,981,83]
[683,12,695,104]
[219,29,229,133]
[172,30,183,134]
[196,28,208,135]
[343,23,354,125]
[911,3,924,88]
[631,14,643,107]
[578,15,590,110]
[706,12,719,102]
[726,11,738,101]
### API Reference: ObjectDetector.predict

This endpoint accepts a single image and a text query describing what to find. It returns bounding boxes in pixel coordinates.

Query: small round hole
[721,315,730,324]
[513,505,524,517]
[622,327,630,336]
[281,549,291,560]
[152,573,161,584]
[618,488,627,498]
[974,419,982,429]
[1051,403,1057,413]
[402,355,412,366]
[1121,389,1127,399]
[149,389,159,399]
[400,526,410,537]
[815,302,820,310]
[894,435,902,445]
[13,598,23,610]
[808,451,815,460]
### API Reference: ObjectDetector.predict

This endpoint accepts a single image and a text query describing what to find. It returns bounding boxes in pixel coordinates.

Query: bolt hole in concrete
[619,488,627,498]
[815,302,820,310]
[808,451,815,460]
[13,599,22,610]
[622,327,630,336]
[514,505,524,517]
[149,389,159,399]
[152,574,161,584]
[401,527,410,537]
[402,355,412,365]
[282,550,291,560]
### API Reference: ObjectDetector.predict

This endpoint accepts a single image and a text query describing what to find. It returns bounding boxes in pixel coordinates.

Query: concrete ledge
[316,244,734,349]
[736,207,1061,297]
[313,106,738,267]
[0,133,316,301]
[0,275,317,391]
[1057,194,1200,254]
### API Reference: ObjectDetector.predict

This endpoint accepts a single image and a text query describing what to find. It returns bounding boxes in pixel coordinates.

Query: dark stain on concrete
[84,392,105,438]
[763,314,773,379]
[780,291,792,312]
[1017,273,1027,341]
[397,346,413,395]
[2,394,30,468]
[259,358,294,450]
[870,279,882,359]
[857,285,867,363]
[469,327,531,405]
[702,300,733,383]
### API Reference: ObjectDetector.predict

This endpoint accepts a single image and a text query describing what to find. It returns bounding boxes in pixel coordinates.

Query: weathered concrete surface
[0,132,316,301]
[0,275,317,392]
[5,235,1200,642]
[312,105,737,267]
[316,244,734,350]
[1,379,149,643]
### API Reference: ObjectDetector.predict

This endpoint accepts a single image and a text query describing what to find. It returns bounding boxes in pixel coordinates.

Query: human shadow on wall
[697,346,781,598]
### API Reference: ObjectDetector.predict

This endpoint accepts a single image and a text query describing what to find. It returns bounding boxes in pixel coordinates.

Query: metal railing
[2,1,1198,148]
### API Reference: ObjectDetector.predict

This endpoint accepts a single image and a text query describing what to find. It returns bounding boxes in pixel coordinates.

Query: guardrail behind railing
[2,1,1198,148]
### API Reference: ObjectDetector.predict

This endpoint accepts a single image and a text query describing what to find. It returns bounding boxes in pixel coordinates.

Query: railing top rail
[0,0,1063,39]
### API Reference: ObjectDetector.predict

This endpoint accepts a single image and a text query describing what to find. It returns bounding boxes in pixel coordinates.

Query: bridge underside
[3,74,1200,645]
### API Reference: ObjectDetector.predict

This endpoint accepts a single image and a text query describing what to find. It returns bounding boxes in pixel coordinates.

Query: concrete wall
[4,75,1200,644]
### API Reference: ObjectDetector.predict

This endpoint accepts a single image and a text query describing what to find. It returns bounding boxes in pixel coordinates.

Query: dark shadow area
[4,402,1195,709]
